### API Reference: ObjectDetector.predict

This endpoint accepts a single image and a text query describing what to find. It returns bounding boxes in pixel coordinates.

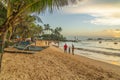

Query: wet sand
[0,46,120,80]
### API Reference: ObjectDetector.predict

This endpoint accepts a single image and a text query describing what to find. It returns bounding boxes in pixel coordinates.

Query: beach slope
[0,46,120,80]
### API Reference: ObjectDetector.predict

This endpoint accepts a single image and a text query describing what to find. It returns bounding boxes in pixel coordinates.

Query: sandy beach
[0,46,120,80]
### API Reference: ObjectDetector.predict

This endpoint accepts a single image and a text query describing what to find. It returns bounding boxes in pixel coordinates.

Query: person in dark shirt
[72,44,74,55]
[68,46,71,54]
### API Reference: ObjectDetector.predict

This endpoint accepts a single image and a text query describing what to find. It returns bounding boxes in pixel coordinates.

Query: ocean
[59,40,120,66]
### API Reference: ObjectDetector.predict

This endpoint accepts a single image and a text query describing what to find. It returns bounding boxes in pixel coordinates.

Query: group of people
[64,43,74,55]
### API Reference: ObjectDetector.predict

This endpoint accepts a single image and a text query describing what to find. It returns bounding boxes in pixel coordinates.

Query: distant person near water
[72,44,74,55]
[68,46,71,53]
[64,43,68,53]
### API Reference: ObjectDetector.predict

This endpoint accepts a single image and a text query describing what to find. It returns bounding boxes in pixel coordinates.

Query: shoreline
[59,45,120,67]
[74,48,120,67]
[0,46,120,80]
[59,46,120,73]
[74,53,120,73]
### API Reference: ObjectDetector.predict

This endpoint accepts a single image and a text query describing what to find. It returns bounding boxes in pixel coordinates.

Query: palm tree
[0,0,80,72]
[44,24,52,40]
[51,27,62,46]
[0,2,7,26]
[54,27,62,35]
[0,0,79,33]
[44,24,51,34]
[11,15,42,39]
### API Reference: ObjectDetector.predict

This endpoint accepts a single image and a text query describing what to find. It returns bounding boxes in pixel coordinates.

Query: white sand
[0,46,120,80]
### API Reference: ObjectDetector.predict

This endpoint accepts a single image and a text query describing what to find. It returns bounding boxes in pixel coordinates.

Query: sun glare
[113,30,120,38]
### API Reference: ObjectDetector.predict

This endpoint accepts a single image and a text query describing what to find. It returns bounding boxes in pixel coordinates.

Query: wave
[76,47,120,57]
[87,46,120,51]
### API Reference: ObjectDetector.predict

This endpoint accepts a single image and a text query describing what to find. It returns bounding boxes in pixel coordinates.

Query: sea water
[59,40,120,66]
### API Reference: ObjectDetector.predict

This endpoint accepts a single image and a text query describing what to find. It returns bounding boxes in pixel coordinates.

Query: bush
[5,41,14,48]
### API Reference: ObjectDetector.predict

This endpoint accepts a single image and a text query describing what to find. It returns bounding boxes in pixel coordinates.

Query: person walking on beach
[64,43,68,53]
[72,44,74,55]
[68,46,71,54]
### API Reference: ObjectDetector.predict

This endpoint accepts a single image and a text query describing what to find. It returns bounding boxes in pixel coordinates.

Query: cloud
[63,0,120,25]
[91,17,120,26]
[103,29,120,37]
[77,29,120,37]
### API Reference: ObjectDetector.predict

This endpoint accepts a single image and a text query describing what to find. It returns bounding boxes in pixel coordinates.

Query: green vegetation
[41,26,66,41]
[9,16,42,39]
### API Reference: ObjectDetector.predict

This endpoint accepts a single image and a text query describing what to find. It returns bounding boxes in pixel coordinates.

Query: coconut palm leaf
[0,0,80,32]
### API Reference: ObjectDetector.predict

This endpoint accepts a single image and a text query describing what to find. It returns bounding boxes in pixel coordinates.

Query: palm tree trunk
[0,31,7,72]
[8,31,12,41]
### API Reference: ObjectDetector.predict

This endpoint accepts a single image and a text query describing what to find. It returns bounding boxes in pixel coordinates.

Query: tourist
[68,46,71,54]
[72,44,74,55]
[64,43,68,53]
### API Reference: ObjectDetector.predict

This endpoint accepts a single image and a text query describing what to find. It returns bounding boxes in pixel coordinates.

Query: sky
[39,0,120,38]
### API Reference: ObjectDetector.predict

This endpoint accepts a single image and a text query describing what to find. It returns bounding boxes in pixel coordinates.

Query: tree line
[41,24,66,41]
